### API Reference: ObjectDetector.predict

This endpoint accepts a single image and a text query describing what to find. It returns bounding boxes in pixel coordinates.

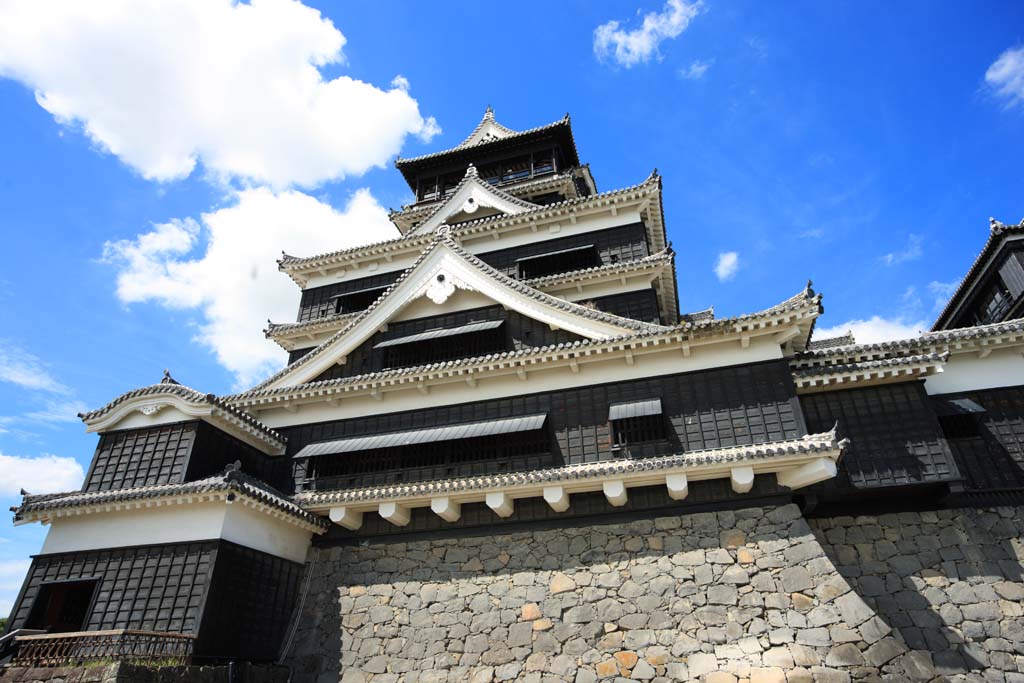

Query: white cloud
[986,46,1024,108]
[0,344,70,394]
[0,453,84,496]
[714,251,740,282]
[928,280,959,312]
[679,59,711,80]
[0,0,439,188]
[594,0,702,68]
[103,188,399,388]
[815,316,927,345]
[881,234,923,266]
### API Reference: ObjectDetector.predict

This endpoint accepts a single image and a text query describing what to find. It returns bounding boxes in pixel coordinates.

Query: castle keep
[5,109,1024,683]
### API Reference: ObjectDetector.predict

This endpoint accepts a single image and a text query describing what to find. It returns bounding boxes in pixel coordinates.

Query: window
[516,244,600,279]
[974,282,1013,325]
[610,399,667,448]
[26,580,98,633]
[329,285,389,316]
[938,414,981,440]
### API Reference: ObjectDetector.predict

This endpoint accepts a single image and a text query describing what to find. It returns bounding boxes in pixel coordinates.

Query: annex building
[4,109,1024,683]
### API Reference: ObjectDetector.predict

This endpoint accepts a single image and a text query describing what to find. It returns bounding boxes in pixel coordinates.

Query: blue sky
[0,0,1022,615]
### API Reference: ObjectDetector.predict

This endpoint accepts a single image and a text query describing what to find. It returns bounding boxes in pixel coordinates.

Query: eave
[297,429,848,529]
[228,286,822,411]
[277,173,663,287]
[791,352,949,394]
[265,250,675,352]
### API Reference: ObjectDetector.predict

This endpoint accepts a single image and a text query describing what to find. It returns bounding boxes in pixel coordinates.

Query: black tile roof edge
[394,112,572,167]
[793,318,1024,364]
[807,332,856,350]
[264,249,675,340]
[790,351,949,377]
[13,469,325,529]
[932,219,1024,330]
[228,283,822,402]
[77,379,285,445]
[277,172,660,272]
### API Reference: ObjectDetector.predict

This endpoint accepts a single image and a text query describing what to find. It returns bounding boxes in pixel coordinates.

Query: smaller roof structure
[80,372,286,455]
[12,467,325,532]
[394,109,580,189]
[933,217,1024,330]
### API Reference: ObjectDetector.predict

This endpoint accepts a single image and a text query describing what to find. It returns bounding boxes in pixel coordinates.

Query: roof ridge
[395,114,571,167]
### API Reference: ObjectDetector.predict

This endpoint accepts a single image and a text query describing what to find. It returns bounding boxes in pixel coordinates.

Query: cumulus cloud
[815,316,927,345]
[103,188,399,387]
[881,234,923,266]
[0,0,439,188]
[679,60,711,80]
[0,453,84,496]
[986,46,1024,108]
[714,251,739,282]
[594,0,702,68]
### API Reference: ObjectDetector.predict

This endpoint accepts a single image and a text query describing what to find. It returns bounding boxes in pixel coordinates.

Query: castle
[5,109,1024,682]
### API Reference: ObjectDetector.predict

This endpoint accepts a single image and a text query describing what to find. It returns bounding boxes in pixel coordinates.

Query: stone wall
[287,505,1024,683]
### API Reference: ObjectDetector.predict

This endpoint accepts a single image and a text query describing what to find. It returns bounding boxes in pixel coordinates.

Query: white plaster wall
[924,347,1024,395]
[40,500,312,563]
[255,337,784,428]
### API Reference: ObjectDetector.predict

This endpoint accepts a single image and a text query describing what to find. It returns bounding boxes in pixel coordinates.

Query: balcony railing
[12,629,195,667]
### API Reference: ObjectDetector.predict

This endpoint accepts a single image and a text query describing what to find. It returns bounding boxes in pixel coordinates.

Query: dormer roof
[79,374,286,455]
[410,164,539,235]
[933,217,1024,330]
[250,234,668,392]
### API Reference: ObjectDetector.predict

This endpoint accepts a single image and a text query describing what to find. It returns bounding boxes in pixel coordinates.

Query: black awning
[515,244,595,264]
[328,284,390,301]
[608,398,663,421]
[373,319,504,349]
[934,397,987,416]
[294,413,548,459]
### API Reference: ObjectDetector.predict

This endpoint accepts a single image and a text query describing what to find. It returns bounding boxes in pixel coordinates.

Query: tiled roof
[265,250,676,350]
[407,164,540,236]
[228,284,822,404]
[79,373,285,447]
[680,306,715,324]
[12,469,326,530]
[807,332,856,350]
[932,218,1024,330]
[247,235,670,394]
[277,172,661,276]
[296,428,846,508]
[791,352,949,393]
[793,318,1024,367]
[395,112,573,167]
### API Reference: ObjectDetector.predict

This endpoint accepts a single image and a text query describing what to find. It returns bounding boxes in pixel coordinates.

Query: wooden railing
[12,629,195,667]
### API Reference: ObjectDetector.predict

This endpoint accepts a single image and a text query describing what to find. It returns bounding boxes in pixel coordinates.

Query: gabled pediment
[412,165,538,235]
[458,107,517,148]
[251,235,665,392]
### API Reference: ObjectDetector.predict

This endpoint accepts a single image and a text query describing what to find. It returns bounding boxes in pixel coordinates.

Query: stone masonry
[286,505,1024,683]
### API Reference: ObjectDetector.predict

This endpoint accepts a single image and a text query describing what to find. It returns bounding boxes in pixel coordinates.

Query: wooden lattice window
[609,398,666,448]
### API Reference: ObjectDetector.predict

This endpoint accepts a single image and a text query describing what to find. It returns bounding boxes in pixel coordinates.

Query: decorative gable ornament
[413,164,539,235]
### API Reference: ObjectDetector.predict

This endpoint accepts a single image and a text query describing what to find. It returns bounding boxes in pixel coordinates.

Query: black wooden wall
[84,423,198,492]
[933,386,1024,492]
[6,541,217,635]
[289,359,805,491]
[82,421,290,494]
[801,381,960,490]
[4,541,304,663]
[196,543,304,662]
